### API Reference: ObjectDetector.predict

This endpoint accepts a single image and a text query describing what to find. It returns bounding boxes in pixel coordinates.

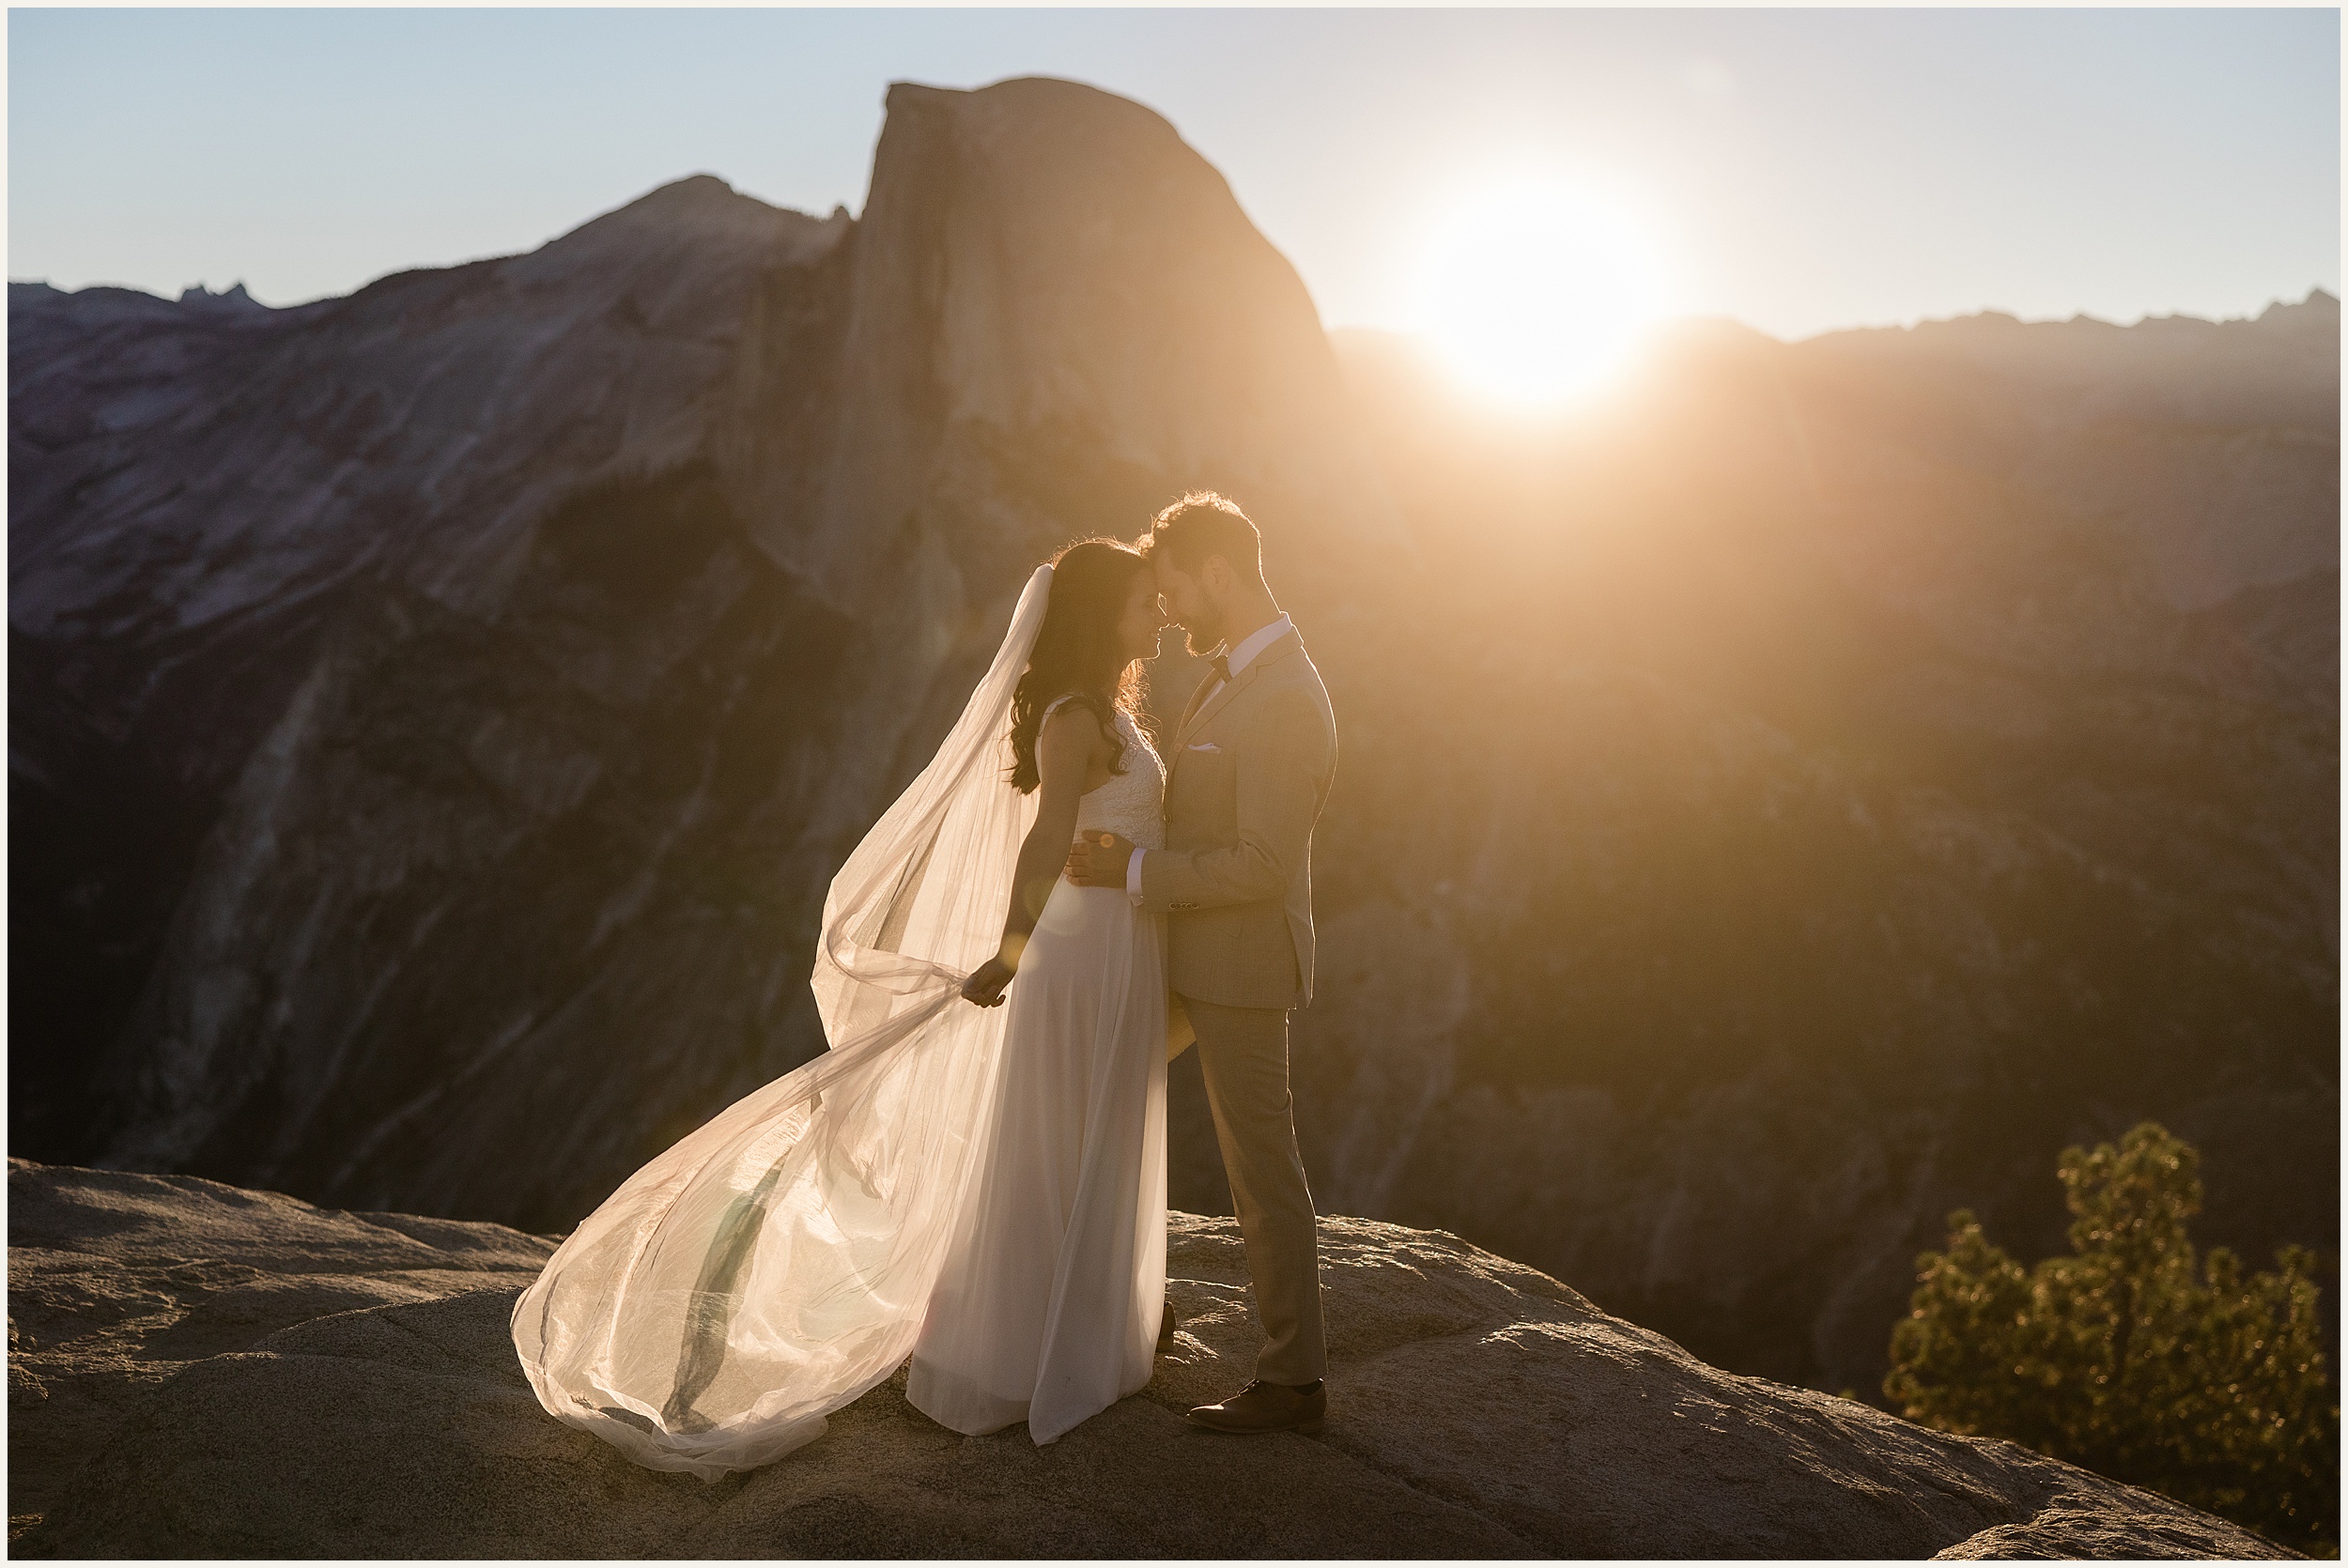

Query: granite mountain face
[10,76,2335,1400]
[12,77,1398,1228]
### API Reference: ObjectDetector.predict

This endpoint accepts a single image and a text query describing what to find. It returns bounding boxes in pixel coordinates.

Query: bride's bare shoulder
[1038,696,1110,763]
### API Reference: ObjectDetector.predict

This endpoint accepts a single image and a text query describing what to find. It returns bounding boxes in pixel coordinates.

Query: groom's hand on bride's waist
[1064,833,1136,887]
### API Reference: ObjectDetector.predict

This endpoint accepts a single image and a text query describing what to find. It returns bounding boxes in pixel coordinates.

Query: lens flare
[1407,177,1672,408]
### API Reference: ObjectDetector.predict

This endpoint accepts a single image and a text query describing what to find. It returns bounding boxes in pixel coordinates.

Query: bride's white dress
[509,565,1169,1479]
[907,697,1167,1442]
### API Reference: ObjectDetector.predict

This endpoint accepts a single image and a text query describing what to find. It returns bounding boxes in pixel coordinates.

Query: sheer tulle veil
[511,564,1055,1479]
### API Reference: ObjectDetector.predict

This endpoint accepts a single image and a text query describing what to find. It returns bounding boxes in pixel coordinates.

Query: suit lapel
[1170,662,1217,740]
[1176,630,1300,748]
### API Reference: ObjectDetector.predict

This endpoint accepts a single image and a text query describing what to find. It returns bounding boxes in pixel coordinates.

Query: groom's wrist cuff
[1125,849,1146,906]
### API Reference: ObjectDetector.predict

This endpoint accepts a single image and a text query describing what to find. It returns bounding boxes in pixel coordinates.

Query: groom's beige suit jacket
[1139,628,1337,1010]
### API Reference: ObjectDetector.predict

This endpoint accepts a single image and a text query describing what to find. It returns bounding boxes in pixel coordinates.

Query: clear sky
[8,7,2340,344]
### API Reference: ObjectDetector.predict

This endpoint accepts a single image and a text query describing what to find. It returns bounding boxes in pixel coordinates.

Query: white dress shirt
[1127,613,1294,903]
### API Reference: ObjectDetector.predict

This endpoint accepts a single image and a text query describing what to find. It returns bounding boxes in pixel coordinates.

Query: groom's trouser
[1180,993,1328,1385]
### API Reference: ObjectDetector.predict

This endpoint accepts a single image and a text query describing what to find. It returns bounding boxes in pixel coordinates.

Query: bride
[511,538,1172,1477]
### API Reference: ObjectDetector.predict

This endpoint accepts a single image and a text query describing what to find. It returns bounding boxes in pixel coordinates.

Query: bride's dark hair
[1008,537,1151,794]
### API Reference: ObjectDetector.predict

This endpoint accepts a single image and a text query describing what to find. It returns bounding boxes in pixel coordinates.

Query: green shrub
[1885,1121,2337,1554]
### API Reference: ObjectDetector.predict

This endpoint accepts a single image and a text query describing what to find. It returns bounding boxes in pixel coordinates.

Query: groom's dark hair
[1142,491,1263,582]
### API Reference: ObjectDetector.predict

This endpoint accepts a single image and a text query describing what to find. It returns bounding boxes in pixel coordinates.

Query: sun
[1404,177,1673,408]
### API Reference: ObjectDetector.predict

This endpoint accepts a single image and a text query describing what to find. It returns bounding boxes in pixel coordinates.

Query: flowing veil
[511,565,1054,1479]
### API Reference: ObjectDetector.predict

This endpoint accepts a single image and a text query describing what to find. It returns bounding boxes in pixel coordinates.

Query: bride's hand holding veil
[960,697,1101,1007]
[959,953,1014,1007]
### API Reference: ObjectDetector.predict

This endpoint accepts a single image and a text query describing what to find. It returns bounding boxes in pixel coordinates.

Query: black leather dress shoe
[1185,1377,1325,1434]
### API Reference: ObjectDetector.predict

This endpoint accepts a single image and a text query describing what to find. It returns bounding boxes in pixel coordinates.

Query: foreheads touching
[1141,491,1264,589]
[1139,492,1268,653]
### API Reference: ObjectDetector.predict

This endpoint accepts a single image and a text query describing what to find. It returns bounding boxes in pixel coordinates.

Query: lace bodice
[1044,696,1165,851]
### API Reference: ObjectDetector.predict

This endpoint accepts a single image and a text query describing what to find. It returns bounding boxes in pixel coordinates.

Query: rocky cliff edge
[5,1160,2289,1558]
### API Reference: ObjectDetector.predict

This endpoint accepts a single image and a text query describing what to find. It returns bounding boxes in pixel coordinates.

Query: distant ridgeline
[8,76,2336,1406]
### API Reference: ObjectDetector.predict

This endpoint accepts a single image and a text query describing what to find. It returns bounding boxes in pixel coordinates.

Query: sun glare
[1406,178,1672,408]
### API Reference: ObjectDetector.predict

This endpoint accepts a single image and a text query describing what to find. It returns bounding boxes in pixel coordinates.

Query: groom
[1065,491,1337,1436]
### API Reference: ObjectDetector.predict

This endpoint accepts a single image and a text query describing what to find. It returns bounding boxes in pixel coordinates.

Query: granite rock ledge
[6,1159,2292,1558]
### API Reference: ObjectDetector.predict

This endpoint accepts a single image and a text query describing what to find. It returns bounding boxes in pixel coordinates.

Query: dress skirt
[905,876,1169,1443]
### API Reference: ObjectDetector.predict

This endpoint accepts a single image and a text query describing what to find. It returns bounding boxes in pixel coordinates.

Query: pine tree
[1885,1122,2337,1554]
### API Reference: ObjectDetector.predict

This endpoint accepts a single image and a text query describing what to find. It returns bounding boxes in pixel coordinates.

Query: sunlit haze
[1405,177,1676,407]
[8,8,2339,347]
